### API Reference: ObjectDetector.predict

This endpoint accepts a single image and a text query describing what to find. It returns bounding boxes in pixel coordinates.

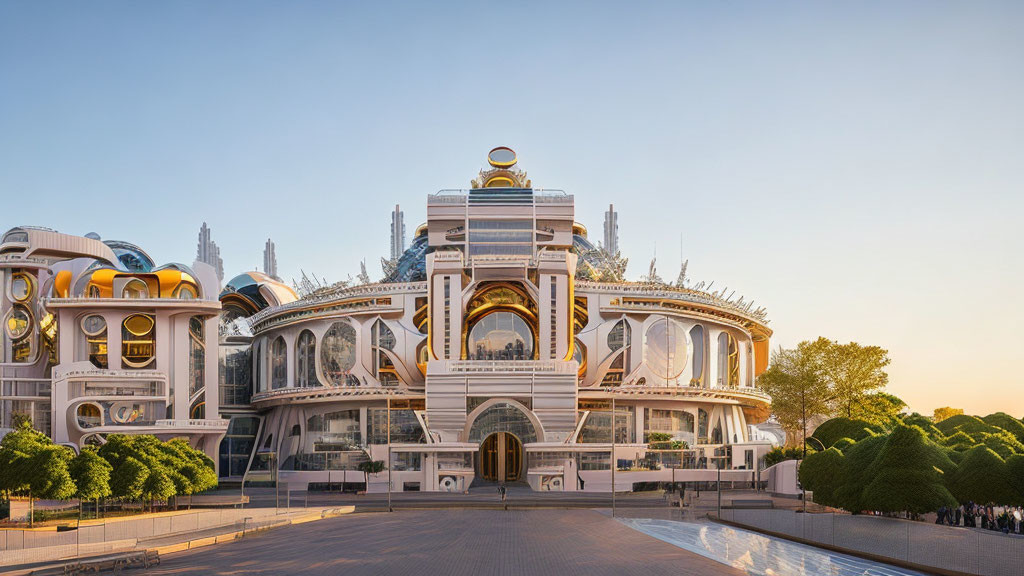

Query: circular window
[644,318,688,380]
[81,314,106,336]
[76,403,102,429]
[5,306,31,340]
[11,273,33,302]
[123,314,154,336]
[487,146,517,168]
[467,312,534,361]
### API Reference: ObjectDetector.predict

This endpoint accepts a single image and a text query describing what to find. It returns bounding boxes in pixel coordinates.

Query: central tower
[423,147,579,445]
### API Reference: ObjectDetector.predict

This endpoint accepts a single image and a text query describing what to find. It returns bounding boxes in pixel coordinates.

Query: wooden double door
[480,432,522,482]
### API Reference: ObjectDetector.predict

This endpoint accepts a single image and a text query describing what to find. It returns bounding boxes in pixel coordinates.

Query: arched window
[77,403,102,429]
[82,315,107,368]
[372,320,399,386]
[320,321,357,386]
[602,319,630,386]
[698,408,709,441]
[270,336,287,389]
[718,332,739,387]
[466,312,534,361]
[175,284,197,299]
[572,338,586,378]
[121,279,149,299]
[121,314,155,368]
[296,330,317,387]
[643,317,687,382]
[690,325,705,386]
[189,317,205,398]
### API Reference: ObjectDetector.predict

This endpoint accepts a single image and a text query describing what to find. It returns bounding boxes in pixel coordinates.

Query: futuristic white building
[0,227,227,460]
[0,148,776,489]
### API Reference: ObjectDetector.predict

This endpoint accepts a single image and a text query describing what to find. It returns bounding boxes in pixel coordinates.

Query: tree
[982,413,1024,444]
[936,414,996,437]
[0,420,74,526]
[141,467,176,512]
[110,456,148,501]
[849,392,906,428]
[1006,455,1024,505]
[804,338,890,418]
[948,446,1016,505]
[832,434,887,513]
[69,447,112,521]
[861,425,956,515]
[799,448,845,507]
[810,417,880,449]
[357,458,386,490]
[758,343,831,456]
[933,407,963,423]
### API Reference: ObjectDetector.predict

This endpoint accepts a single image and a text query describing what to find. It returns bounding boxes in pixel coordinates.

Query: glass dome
[467,312,534,361]
[103,240,155,273]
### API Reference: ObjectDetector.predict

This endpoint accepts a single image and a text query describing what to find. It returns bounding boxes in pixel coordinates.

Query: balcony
[441,360,578,375]
[155,419,229,431]
[1,378,51,398]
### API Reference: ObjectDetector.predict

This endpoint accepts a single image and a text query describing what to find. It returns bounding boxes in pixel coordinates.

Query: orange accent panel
[54,270,72,298]
[753,339,770,377]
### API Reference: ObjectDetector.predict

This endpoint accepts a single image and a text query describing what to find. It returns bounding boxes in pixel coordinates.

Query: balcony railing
[154,419,229,430]
[1,378,51,398]
[442,360,578,374]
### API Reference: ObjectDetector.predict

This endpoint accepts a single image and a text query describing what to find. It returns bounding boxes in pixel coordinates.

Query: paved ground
[143,509,743,576]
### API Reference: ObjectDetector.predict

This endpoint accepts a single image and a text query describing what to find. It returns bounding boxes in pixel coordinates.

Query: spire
[390,204,406,261]
[196,222,224,281]
[263,238,279,280]
[603,204,619,255]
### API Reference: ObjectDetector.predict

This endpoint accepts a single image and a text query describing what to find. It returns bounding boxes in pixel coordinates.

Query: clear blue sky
[2,1,1021,417]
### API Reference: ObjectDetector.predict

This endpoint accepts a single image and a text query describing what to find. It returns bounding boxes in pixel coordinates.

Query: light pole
[385,393,389,510]
[611,395,616,518]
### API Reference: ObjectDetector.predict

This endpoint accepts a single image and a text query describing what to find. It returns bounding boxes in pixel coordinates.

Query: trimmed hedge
[948,445,1016,505]
[799,448,845,507]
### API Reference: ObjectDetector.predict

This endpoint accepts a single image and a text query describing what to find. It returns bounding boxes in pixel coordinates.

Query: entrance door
[480,432,522,482]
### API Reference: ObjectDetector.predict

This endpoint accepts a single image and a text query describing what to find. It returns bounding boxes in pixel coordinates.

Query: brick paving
[143,509,743,575]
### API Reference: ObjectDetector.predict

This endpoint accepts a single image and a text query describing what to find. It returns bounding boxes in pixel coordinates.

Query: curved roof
[103,240,155,273]
[220,271,298,315]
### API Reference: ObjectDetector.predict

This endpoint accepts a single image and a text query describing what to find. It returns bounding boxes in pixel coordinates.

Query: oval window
[81,314,106,336]
[123,314,154,336]
[11,273,33,301]
[5,306,31,340]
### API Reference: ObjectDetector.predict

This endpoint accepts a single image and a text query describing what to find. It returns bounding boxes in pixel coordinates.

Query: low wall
[719,508,1024,576]
[0,507,289,567]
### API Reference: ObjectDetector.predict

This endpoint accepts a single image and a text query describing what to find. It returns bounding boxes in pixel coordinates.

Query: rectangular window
[550,279,558,358]
[443,278,451,358]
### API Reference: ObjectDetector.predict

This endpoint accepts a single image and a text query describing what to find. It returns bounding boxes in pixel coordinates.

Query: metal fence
[719,508,1024,576]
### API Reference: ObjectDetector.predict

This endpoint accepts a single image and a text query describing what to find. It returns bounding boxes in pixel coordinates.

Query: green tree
[982,413,1024,444]
[110,456,147,501]
[1006,454,1024,505]
[935,415,996,437]
[804,338,890,418]
[861,425,956,515]
[948,446,1016,505]
[69,447,112,521]
[799,448,845,507]
[933,407,964,423]
[849,392,906,428]
[810,417,880,449]
[902,413,943,438]
[0,421,74,526]
[357,458,386,489]
[758,343,831,456]
[832,434,887,513]
[141,467,176,512]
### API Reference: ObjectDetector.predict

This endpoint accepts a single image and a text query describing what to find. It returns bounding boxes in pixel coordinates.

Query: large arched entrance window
[643,317,688,383]
[462,283,538,361]
[466,400,541,483]
[466,311,535,361]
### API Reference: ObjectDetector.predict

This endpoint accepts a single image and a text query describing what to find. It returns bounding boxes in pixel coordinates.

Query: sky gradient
[1,1,1021,417]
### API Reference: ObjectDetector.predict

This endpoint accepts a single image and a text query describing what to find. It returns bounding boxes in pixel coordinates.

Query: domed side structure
[241,148,775,492]
[0,228,227,466]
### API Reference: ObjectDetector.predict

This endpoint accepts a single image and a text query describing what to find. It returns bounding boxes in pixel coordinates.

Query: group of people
[936,502,1024,534]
